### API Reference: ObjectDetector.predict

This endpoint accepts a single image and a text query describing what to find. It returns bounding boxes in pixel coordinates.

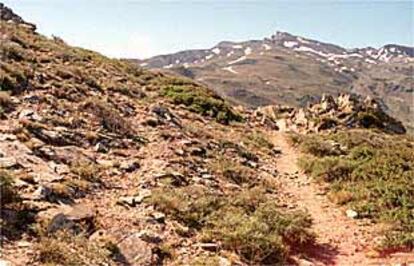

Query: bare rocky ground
[0,4,413,266]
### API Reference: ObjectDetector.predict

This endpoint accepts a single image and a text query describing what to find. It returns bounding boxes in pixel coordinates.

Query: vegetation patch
[292,130,414,249]
[149,185,313,264]
[0,170,19,205]
[35,231,117,265]
[160,80,242,124]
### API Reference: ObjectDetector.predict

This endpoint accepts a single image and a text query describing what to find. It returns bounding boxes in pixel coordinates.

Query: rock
[117,232,153,265]
[96,159,114,168]
[198,242,219,251]
[272,147,282,155]
[48,161,70,175]
[47,213,77,234]
[0,259,12,266]
[174,148,185,156]
[219,257,231,266]
[18,109,42,121]
[138,230,162,243]
[154,172,188,186]
[245,160,258,168]
[297,258,315,266]
[201,174,214,179]
[0,157,18,168]
[32,185,52,200]
[150,212,165,223]
[94,142,109,153]
[117,196,142,207]
[189,146,206,157]
[46,204,95,234]
[346,209,358,219]
[143,117,161,127]
[119,160,140,172]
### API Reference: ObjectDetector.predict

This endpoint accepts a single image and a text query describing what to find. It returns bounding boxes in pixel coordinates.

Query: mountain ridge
[136,31,414,132]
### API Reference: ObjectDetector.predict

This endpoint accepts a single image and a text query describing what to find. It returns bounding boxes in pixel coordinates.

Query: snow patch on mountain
[283,41,298,48]
[222,66,238,74]
[212,48,221,55]
[228,56,246,65]
[244,47,252,55]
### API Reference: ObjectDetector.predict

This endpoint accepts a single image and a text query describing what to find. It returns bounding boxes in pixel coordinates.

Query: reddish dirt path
[270,132,414,266]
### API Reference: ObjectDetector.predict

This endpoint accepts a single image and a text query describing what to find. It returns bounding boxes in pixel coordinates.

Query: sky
[3,0,413,59]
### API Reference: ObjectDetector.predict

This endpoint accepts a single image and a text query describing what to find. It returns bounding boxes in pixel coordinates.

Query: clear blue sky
[3,0,413,59]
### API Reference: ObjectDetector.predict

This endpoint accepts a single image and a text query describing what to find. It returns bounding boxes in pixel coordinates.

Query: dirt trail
[270,132,414,266]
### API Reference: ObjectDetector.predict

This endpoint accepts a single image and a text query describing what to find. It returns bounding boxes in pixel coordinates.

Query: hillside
[1,4,413,266]
[137,32,414,132]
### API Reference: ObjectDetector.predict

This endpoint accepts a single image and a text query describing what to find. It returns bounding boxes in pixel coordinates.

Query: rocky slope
[1,4,413,266]
[0,5,312,266]
[136,31,414,132]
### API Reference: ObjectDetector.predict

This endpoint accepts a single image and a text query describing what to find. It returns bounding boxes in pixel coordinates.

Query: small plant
[83,99,134,136]
[0,171,18,205]
[149,186,223,229]
[70,160,101,182]
[245,131,274,152]
[35,231,115,265]
[210,157,255,185]
[202,200,313,264]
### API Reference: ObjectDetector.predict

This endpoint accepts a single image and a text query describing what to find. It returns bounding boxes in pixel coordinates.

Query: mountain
[137,31,414,132]
[1,4,413,265]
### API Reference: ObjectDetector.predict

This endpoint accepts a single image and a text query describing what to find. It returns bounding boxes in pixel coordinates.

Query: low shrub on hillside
[83,99,134,136]
[0,171,19,205]
[293,130,414,249]
[160,82,242,124]
[149,185,313,264]
[35,231,116,265]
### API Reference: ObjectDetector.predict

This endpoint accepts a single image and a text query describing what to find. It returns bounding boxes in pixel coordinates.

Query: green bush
[161,84,242,124]
[296,130,414,249]
[149,185,313,264]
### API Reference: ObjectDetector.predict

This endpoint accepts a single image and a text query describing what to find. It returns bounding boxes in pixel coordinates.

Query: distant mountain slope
[136,32,414,132]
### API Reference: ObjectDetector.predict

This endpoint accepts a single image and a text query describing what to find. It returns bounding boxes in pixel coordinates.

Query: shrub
[210,157,255,185]
[35,231,115,265]
[0,171,18,205]
[244,131,274,152]
[149,186,223,229]
[149,186,314,264]
[202,202,313,264]
[83,99,134,136]
[296,130,414,249]
[161,84,242,124]
[70,160,102,182]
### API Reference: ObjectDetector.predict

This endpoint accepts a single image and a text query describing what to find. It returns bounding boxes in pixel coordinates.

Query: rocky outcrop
[0,3,36,30]
[254,94,406,134]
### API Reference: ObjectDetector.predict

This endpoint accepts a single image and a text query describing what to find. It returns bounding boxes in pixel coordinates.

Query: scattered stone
[94,142,109,153]
[346,209,358,219]
[0,157,18,168]
[32,185,52,200]
[18,109,42,121]
[201,173,214,179]
[219,257,231,266]
[138,230,162,243]
[272,146,282,154]
[174,148,185,156]
[117,196,143,207]
[46,204,95,234]
[117,233,153,265]
[198,242,219,251]
[119,160,140,172]
[0,259,12,266]
[150,212,165,223]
